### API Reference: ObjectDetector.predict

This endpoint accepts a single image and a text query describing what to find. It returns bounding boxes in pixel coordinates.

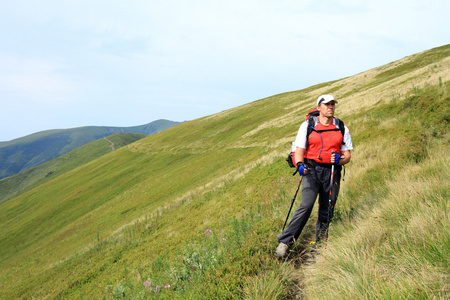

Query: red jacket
[304,120,343,164]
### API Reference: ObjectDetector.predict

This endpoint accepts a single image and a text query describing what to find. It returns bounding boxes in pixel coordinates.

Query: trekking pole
[282,176,303,231]
[326,163,335,240]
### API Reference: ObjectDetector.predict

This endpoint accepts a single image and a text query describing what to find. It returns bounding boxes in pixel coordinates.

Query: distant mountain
[0,119,182,179]
[0,132,146,204]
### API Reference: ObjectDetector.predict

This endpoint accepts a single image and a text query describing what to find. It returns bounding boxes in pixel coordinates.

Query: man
[276,94,353,258]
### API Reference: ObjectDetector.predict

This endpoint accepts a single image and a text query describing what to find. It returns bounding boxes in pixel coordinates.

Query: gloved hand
[296,162,307,176]
[332,152,340,165]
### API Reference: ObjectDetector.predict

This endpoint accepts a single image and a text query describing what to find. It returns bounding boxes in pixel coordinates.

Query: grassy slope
[0,45,448,299]
[0,133,146,204]
[0,119,181,179]
[302,82,449,299]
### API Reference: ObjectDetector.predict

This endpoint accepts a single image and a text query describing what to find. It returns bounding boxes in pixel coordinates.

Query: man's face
[317,101,336,118]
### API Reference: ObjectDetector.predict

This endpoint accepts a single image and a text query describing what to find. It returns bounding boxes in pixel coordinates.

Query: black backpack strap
[306,117,346,145]
[335,118,345,137]
[334,118,345,145]
[306,117,317,143]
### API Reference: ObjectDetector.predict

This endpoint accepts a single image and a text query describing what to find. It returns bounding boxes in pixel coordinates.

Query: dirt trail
[103,137,115,151]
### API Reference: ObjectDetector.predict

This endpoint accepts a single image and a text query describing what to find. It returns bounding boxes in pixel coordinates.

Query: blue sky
[0,0,449,141]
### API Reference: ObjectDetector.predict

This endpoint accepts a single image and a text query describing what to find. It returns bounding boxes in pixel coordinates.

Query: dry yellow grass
[302,129,450,299]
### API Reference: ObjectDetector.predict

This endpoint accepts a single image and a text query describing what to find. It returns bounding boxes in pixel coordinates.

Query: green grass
[303,142,449,299]
[302,82,449,299]
[0,133,146,204]
[374,44,450,83]
[0,45,449,299]
[0,119,181,180]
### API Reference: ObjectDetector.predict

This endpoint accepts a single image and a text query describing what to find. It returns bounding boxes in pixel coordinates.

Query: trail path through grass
[104,137,116,151]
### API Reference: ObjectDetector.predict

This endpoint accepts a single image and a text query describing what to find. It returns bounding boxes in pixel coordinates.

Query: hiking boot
[275,242,289,258]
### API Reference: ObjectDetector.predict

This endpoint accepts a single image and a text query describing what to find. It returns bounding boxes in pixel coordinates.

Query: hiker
[276,94,353,258]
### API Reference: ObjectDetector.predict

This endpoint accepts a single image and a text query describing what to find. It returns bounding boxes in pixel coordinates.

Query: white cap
[317,94,338,106]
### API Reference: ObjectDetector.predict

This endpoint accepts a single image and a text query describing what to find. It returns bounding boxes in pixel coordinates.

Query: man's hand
[296,162,308,176]
[331,152,340,165]
[332,150,351,165]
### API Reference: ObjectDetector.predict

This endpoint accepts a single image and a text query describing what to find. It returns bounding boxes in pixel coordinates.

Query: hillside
[0,132,146,204]
[0,45,448,299]
[0,119,182,180]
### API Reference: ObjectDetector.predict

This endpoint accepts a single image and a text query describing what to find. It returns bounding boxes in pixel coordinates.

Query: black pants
[278,165,341,246]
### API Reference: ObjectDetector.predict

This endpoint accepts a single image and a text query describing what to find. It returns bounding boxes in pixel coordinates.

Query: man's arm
[294,147,306,166]
[337,150,351,165]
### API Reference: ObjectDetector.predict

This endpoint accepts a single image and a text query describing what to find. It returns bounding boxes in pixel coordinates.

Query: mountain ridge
[0,119,183,179]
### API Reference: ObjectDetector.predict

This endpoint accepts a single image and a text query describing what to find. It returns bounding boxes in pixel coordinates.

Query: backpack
[286,108,345,168]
